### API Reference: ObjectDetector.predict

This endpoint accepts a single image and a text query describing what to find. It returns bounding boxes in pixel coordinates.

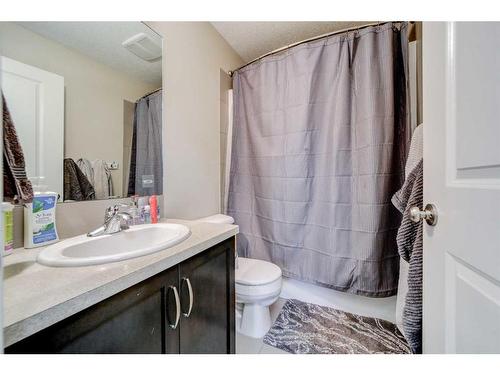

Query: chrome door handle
[181,277,194,318]
[409,203,438,226]
[167,285,180,329]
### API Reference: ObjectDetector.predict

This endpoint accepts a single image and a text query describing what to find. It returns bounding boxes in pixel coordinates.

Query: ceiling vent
[122,33,162,62]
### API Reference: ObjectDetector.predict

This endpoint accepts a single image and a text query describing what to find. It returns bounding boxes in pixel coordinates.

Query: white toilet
[198,214,282,338]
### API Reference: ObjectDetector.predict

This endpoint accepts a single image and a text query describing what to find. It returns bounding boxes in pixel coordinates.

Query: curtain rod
[228,21,412,76]
[137,87,162,102]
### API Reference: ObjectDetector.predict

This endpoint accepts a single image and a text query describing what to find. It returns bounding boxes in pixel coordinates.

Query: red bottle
[149,195,158,224]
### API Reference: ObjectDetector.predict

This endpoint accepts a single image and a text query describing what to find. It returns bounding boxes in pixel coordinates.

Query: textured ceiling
[211,21,371,62]
[17,22,162,85]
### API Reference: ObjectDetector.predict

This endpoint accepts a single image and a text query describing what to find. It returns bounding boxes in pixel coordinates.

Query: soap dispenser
[24,177,59,248]
[128,195,140,225]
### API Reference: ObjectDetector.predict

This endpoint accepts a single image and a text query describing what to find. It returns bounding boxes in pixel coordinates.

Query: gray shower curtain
[128,90,163,196]
[228,22,410,297]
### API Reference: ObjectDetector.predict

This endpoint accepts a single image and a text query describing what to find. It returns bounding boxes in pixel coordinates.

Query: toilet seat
[236,257,282,286]
[236,278,282,300]
[235,257,282,306]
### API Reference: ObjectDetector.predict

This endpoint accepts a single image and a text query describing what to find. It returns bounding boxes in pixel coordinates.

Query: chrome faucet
[87,205,133,237]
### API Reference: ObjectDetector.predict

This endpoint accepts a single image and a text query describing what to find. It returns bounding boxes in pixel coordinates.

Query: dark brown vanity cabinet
[6,237,235,354]
[178,240,235,353]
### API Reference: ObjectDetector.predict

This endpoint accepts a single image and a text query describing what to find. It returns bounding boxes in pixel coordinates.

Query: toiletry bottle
[149,195,158,224]
[144,205,151,224]
[137,196,149,224]
[24,177,59,248]
[2,202,14,256]
[129,195,139,225]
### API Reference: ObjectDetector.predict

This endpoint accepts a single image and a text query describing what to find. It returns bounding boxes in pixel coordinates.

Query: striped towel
[77,158,95,187]
[2,93,33,203]
[391,159,423,354]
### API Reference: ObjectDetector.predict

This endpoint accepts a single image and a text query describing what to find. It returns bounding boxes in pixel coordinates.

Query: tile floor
[236,298,289,354]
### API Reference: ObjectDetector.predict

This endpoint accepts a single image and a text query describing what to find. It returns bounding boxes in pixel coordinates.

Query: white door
[423,22,500,353]
[1,56,64,198]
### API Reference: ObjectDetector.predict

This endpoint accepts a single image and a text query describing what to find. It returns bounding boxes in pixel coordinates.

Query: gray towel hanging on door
[391,159,423,354]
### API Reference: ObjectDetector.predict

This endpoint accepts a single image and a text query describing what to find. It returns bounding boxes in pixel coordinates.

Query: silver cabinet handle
[167,285,180,329]
[181,277,194,317]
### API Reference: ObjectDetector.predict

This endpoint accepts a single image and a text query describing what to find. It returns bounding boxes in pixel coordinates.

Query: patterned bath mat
[263,299,410,354]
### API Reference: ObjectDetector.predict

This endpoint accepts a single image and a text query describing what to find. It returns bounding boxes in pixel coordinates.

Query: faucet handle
[116,203,134,215]
[104,205,118,221]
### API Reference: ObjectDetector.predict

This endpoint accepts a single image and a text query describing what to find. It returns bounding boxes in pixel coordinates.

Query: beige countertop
[2,219,238,347]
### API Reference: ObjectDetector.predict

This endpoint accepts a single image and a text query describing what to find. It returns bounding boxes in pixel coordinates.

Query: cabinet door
[178,238,235,354]
[6,272,166,354]
[163,265,181,354]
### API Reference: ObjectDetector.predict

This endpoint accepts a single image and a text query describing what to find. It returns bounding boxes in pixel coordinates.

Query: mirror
[0,22,163,202]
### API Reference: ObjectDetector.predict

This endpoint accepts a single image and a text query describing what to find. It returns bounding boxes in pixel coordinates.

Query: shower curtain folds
[128,90,163,197]
[227,22,410,297]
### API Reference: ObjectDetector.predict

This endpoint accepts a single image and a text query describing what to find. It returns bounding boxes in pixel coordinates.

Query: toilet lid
[235,257,282,286]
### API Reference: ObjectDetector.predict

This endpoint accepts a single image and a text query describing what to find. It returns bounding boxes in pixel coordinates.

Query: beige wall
[146,22,243,219]
[219,69,232,212]
[0,22,157,197]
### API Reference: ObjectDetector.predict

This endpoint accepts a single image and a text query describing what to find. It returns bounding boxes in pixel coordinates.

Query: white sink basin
[37,223,191,267]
